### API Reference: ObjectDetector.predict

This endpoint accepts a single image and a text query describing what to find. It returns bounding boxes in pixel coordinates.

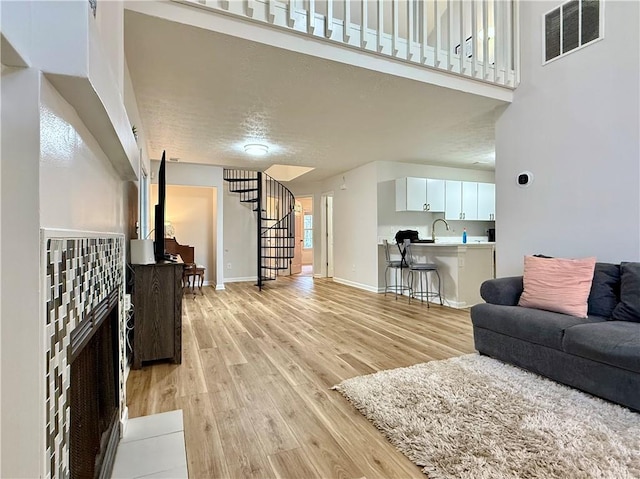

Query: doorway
[321,193,334,278]
[292,196,314,276]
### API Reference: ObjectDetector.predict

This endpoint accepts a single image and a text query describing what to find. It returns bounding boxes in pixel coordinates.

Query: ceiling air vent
[544,0,602,64]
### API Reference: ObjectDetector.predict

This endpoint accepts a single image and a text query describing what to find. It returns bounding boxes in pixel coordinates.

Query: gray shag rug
[332,354,640,479]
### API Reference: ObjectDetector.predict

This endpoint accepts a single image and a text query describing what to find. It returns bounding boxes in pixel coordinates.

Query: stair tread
[224,177,258,182]
[231,188,258,193]
[240,198,259,203]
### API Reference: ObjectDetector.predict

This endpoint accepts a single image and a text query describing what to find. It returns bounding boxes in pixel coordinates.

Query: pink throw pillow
[518,256,597,318]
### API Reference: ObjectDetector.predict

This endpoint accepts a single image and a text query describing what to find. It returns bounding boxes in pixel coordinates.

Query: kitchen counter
[409,242,495,247]
[378,241,495,308]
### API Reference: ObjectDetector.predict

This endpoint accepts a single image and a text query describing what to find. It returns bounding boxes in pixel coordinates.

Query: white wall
[152,185,217,285]
[1,66,42,478]
[495,0,640,276]
[329,162,379,291]
[223,186,259,281]
[40,77,125,232]
[95,0,124,94]
[123,60,150,176]
[154,161,225,287]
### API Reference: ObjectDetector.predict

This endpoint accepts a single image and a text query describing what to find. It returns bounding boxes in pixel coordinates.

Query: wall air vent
[543,0,603,64]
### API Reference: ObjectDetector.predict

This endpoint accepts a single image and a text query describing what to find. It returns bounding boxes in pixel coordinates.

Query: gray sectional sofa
[470,262,640,411]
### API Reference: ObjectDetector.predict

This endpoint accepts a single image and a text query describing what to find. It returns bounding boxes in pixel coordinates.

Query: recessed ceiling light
[244,143,269,157]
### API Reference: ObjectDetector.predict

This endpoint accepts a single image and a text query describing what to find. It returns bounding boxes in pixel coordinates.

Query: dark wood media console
[132,260,183,369]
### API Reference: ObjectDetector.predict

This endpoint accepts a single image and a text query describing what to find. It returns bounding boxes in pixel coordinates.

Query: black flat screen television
[154,151,167,260]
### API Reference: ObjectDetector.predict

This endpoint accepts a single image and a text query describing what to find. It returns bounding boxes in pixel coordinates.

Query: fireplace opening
[69,290,120,479]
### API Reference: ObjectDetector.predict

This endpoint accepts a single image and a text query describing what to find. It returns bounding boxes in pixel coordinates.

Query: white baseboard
[313,274,324,278]
[333,277,379,293]
[224,276,258,283]
[215,284,225,290]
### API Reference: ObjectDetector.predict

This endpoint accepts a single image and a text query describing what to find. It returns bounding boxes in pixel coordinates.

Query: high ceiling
[124,10,508,184]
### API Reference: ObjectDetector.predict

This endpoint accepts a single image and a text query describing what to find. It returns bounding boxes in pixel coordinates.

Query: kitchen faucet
[431,218,450,241]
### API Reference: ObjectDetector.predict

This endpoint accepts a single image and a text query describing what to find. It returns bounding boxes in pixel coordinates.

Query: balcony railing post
[361,0,368,48]
[407,0,414,60]
[377,0,384,53]
[472,0,478,78]
[492,0,498,83]
[344,0,351,42]
[326,0,334,38]
[392,0,399,56]
[482,0,488,80]
[287,0,295,27]
[447,0,453,70]
[459,0,464,74]
[421,1,429,64]
[308,0,315,33]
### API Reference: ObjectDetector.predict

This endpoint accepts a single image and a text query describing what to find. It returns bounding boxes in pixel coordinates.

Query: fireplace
[69,290,120,479]
[43,234,125,479]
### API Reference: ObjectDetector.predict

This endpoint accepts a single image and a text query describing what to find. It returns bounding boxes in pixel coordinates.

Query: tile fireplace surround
[41,229,126,478]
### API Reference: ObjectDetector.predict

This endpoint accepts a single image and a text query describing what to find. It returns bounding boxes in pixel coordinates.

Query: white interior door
[291,203,302,274]
[327,196,334,277]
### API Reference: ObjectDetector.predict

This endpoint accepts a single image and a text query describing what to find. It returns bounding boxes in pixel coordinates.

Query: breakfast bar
[379,241,495,308]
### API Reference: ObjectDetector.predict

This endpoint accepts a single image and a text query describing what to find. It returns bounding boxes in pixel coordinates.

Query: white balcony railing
[176,0,519,89]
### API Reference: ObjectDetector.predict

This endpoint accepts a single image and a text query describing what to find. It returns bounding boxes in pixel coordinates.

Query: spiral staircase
[223,169,296,290]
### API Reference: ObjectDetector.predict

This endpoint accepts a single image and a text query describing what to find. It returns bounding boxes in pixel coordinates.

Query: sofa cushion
[470,303,607,351]
[587,263,620,318]
[518,255,596,318]
[611,262,640,323]
[562,321,640,373]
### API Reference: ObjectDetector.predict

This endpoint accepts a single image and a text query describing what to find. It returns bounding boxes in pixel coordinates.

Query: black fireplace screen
[69,291,119,479]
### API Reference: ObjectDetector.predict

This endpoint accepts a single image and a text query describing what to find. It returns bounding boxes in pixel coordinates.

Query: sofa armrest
[480,276,524,306]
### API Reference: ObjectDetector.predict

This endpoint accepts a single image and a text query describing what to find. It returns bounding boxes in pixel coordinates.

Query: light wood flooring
[126,276,476,478]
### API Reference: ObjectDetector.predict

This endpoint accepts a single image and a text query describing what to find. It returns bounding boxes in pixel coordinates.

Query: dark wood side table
[132,260,183,369]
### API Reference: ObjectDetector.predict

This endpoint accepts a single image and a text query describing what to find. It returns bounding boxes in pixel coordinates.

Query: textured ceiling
[124,10,508,184]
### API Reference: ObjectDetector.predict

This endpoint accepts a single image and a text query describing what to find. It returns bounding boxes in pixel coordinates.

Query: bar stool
[404,240,443,307]
[383,239,410,300]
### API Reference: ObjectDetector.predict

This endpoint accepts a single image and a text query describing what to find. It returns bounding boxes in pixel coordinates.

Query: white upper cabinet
[445,181,463,220]
[426,179,445,212]
[462,182,479,220]
[396,177,445,212]
[445,181,494,220]
[398,177,493,220]
[396,177,426,211]
[477,183,496,221]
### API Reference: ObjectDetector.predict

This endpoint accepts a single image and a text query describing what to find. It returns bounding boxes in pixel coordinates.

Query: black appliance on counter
[487,228,496,242]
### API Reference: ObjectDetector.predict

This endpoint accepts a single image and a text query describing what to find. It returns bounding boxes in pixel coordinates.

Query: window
[544,0,602,64]
[303,214,313,249]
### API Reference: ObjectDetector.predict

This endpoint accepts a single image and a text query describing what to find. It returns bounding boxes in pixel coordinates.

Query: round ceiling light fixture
[244,143,269,157]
